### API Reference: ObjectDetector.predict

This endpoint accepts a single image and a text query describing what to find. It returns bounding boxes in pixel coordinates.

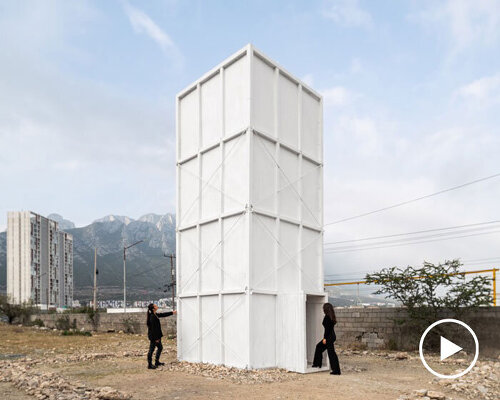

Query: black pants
[313,340,341,374]
[147,339,163,365]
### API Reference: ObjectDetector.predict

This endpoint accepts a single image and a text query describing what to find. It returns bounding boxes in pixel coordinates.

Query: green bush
[55,315,71,331]
[366,259,493,348]
[31,318,45,327]
[0,295,36,324]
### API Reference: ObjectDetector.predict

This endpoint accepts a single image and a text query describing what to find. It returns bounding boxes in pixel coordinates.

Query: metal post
[123,240,143,314]
[123,247,126,313]
[93,248,97,311]
[493,269,497,307]
[169,254,176,311]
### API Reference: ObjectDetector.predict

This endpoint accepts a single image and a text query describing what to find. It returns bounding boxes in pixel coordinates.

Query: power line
[324,229,500,254]
[324,172,500,227]
[323,219,500,246]
[325,226,500,251]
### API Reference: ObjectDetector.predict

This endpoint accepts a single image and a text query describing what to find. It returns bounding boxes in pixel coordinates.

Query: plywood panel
[252,135,276,213]
[278,74,298,148]
[278,220,299,293]
[224,56,249,137]
[178,227,198,295]
[301,228,322,293]
[301,91,320,160]
[201,295,221,363]
[201,73,222,148]
[222,135,248,213]
[250,294,276,368]
[222,215,247,290]
[201,147,221,221]
[301,158,321,227]
[179,157,199,227]
[250,214,276,291]
[179,297,199,362]
[179,88,199,159]
[252,55,275,136]
[200,221,221,293]
[279,147,300,221]
[222,293,248,368]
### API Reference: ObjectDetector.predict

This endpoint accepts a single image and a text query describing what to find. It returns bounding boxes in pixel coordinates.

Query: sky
[1,0,500,282]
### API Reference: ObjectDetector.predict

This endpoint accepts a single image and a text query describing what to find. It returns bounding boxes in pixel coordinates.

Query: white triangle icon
[440,336,463,361]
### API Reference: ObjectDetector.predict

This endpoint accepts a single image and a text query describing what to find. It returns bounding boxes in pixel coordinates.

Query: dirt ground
[0,324,496,400]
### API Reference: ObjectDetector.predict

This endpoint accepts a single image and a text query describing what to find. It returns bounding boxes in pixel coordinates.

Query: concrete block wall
[334,307,500,358]
[30,312,177,337]
[29,307,499,358]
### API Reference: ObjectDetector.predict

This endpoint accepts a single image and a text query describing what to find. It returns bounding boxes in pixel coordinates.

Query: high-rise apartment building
[7,211,73,307]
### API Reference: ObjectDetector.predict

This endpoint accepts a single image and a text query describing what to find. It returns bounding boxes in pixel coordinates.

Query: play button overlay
[440,336,462,361]
[419,319,479,379]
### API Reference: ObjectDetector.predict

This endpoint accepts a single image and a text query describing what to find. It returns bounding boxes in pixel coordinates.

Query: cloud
[124,3,183,68]
[0,2,178,229]
[301,73,314,87]
[322,0,372,28]
[411,0,500,55]
[455,73,500,104]
[321,86,355,107]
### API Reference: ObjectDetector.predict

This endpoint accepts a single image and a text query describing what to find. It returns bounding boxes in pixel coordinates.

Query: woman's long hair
[323,303,336,324]
[146,303,155,327]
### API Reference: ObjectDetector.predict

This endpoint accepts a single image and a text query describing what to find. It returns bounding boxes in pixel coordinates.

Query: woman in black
[146,303,176,369]
[312,302,341,375]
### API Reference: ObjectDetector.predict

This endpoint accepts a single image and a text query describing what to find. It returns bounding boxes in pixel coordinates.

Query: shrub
[32,318,45,327]
[55,315,71,331]
[0,295,36,324]
[122,316,140,334]
[62,330,92,336]
[86,308,100,331]
[365,259,492,347]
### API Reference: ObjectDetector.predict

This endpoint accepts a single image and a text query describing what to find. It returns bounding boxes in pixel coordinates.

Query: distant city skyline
[1,1,500,279]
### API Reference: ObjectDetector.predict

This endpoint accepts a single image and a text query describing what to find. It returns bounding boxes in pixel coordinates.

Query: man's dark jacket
[147,311,173,341]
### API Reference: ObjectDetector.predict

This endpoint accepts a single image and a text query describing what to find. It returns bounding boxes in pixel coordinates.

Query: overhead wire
[325,226,500,251]
[323,172,500,227]
[324,229,500,254]
[323,219,500,246]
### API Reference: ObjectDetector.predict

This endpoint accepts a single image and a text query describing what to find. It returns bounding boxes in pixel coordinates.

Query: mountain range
[0,213,176,301]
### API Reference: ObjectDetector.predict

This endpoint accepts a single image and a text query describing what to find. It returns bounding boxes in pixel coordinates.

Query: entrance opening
[305,294,329,372]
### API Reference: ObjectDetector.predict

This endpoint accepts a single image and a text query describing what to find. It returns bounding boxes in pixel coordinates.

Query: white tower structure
[176,44,326,373]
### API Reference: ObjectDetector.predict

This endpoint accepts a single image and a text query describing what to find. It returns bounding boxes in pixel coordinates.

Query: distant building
[6,211,73,307]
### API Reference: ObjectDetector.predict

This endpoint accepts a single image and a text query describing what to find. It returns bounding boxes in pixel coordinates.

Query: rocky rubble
[161,361,295,384]
[0,360,132,400]
[432,360,499,400]
[395,359,499,400]
[397,389,448,400]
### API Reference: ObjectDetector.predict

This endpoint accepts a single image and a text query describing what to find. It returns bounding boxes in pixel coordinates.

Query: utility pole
[123,240,144,313]
[93,247,97,311]
[164,253,176,311]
